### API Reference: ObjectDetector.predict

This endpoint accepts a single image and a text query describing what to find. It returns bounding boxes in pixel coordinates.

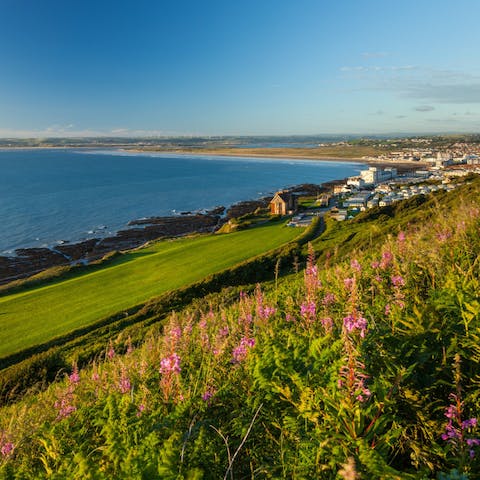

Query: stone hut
[269,191,298,215]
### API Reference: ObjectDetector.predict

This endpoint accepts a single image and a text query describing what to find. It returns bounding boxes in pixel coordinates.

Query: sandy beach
[125,147,426,173]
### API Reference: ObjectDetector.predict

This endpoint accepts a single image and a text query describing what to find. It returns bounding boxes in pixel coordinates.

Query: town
[285,149,480,225]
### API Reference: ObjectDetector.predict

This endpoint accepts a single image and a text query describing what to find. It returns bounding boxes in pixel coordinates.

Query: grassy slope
[0,221,300,358]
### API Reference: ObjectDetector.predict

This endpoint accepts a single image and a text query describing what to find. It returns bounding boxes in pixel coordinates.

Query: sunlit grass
[0,221,301,358]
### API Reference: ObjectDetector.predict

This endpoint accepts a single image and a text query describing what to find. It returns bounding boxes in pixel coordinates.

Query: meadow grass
[0,221,301,359]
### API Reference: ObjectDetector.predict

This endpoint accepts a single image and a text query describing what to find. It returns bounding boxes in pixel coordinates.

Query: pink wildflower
[69,365,80,384]
[344,277,355,290]
[202,387,216,403]
[380,251,393,269]
[300,301,316,318]
[218,326,229,337]
[258,306,277,319]
[391,275,405,287]
[54,395,77,420]
[306,263,318,277]
[136,404,146,417]
[397,231,406,242]
[395,300,405,309]
[1,442,14,457]
[442,393,480,458]
[350,259,361,272]
[462,418,478,429]
[437,230,452,242]
[107,345,115,360]
[343,314,368,338]
[321,317,333,333]
[371,260,380,269]
[160,353,181,375]
[285,313,295,322]
[322,292,336,306]
[338,363,371,403]
[232,337,255,363]
[118,374,132,394]
[239,313,253,325]
[169,326,182,342]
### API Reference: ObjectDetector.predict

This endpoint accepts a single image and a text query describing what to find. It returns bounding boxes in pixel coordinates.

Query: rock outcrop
[0,214,222,285]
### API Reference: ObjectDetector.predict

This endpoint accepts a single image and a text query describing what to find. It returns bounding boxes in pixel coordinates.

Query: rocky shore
[0,213,224,285]
[0,183,326,286]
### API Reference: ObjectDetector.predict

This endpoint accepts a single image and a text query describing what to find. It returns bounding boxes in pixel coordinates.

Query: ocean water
[0,149,364,253]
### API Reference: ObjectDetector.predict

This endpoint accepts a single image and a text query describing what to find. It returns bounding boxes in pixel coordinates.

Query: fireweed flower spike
[300,301,316,319]
[322,292,336,306]
[391,275,405,288]
[1,442,14,458]
[160,353,181,375]
[232,337,255,363]
[380,251,394,269]
[343,313,368,338]
[350,259,361,272]
[68,364,80,384]
[107,344,115,360]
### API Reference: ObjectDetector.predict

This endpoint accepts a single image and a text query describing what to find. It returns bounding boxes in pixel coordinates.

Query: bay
[0,149,364,253]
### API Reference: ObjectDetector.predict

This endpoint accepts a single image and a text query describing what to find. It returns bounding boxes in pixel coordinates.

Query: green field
[0,222,301,358]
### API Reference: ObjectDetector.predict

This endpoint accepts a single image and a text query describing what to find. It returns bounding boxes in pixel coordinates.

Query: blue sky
[0,0,479,136]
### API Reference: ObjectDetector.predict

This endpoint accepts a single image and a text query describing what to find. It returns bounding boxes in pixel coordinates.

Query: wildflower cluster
[54,363,81,419]
[0,432,14,459]
[442,393,480,459]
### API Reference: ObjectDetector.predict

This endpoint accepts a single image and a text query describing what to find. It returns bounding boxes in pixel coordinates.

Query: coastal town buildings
[330,165,479,221]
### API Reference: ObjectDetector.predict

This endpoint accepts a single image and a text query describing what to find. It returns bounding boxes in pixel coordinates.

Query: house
[269,191,298,215]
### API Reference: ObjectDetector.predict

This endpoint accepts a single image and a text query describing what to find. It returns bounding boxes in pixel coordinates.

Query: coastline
[0,147,423,284]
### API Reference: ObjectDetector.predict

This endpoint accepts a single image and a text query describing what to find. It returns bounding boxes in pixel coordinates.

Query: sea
[0,149,364,254]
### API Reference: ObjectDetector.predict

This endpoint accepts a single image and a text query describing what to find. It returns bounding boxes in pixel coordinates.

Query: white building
[359,167,398,186]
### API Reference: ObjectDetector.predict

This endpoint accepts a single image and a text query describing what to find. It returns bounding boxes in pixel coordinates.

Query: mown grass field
[0,221,301,359]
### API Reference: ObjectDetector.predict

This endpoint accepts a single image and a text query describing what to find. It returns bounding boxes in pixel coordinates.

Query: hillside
[1,177,480,478]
